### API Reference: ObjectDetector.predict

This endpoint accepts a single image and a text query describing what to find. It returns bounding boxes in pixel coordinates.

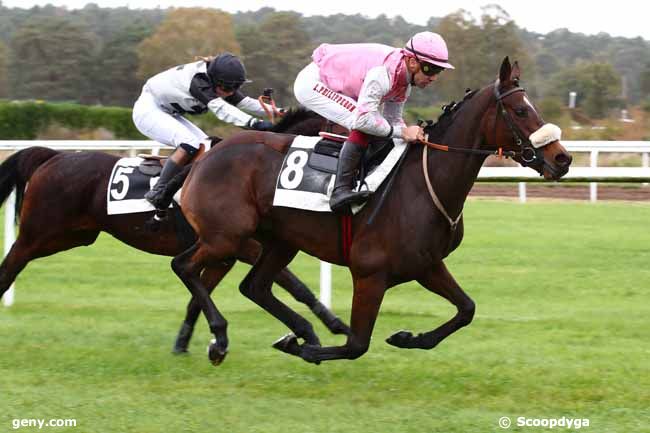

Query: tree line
[0,2,649,119]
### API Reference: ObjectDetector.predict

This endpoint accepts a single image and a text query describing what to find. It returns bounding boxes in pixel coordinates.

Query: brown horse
[172,57,572,365]
[0,109,349,354]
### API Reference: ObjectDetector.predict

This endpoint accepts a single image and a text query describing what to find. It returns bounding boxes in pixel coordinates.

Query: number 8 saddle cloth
[273,135,407,214]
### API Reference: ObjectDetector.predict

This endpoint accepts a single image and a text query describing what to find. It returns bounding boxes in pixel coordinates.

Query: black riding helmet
[207,53,251,91]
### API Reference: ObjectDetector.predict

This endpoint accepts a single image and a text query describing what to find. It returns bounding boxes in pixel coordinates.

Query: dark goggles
[419,62,444,76]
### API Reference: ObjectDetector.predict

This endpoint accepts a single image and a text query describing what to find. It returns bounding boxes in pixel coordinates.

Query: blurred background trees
[0,39,8,98]
[136,8,240,80]
[8,15,98,103]
[0,4,647,122]
[236,12,311,103]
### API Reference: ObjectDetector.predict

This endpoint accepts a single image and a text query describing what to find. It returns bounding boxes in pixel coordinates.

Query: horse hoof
[272,333,302,356]
[206,339,228,366]
[386,330,414,348]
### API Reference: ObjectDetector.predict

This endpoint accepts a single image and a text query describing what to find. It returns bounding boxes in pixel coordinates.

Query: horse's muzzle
[543,150,572,180]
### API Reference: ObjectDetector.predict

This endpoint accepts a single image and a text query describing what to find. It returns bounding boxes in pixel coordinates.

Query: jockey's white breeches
[132,86,206,149]
[293,62,358,131]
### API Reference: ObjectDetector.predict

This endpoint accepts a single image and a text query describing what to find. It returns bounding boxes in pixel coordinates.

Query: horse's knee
[457,300,475,327]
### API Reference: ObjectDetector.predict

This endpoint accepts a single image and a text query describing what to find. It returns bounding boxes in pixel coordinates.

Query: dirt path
[470,184,650,201]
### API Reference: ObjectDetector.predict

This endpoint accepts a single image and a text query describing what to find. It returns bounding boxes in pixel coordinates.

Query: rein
[419,138,516,158]
[422,145,462,231]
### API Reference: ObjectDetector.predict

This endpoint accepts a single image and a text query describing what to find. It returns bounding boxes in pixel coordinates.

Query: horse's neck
[426,139,486,218]
[424,98,491,218]
[277,113,325,136]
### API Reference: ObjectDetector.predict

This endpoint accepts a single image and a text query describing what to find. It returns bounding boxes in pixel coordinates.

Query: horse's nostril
[555,153,572,167]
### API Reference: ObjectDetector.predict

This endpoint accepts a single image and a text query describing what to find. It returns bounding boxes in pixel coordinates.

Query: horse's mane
[271,107,323,133]
[426,88,480,141]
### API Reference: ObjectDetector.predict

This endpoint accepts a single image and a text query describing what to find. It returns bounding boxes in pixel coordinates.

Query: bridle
[493,79,545,167]
[419,79,545,167]
[420,79,547,232]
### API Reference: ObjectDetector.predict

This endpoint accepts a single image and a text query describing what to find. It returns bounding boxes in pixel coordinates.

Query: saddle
[135,141,211,177]
[308,132,395,176]
[136,154,165,177]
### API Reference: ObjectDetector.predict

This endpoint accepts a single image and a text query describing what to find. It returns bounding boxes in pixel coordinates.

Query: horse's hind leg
[239,242,322,347]
[237,239,350,335]
[172,262,235,354]
[273,268,350,335]
[385,261,475,350]
[171,241,233,365]
[0,240,31,297]
[172,247,350,354]
[0,230,99,297]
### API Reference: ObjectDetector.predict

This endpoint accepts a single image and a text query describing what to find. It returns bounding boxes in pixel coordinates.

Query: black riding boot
[145,158,184,210]
[329,140,371,213]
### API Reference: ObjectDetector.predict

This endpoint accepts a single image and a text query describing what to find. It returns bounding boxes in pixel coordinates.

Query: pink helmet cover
[404,31,454,69]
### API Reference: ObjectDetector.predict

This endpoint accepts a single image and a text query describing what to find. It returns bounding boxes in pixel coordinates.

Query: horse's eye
[514,108,528,117]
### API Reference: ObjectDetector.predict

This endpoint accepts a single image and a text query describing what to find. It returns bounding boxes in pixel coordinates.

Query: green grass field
[1,200,648,433]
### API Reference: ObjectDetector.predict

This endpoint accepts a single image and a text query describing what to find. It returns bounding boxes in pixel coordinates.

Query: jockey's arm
[207,97,255,127]
[190,75,266,129]
[234,94,281,118]
[382,99,408,137]
[352,66,405,139]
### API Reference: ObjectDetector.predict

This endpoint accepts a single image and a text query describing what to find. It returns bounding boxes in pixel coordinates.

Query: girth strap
[340,215,353,263]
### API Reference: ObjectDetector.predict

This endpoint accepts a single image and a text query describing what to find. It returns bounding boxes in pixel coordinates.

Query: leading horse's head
[483,57,572,180]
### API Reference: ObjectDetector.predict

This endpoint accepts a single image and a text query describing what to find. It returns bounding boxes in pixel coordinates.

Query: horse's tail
[0,146,60,221]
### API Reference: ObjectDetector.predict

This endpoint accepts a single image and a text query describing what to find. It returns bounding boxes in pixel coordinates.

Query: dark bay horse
[172,57,573,365]
[0,109,349,354]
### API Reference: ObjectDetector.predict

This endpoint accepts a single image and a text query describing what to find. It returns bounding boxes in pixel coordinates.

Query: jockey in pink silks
[293,31,454,213]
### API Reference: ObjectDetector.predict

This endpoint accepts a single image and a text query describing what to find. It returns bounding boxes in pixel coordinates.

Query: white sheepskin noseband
[529,123,561,148]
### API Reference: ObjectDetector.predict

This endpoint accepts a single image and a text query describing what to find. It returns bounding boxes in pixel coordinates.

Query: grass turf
[1,200,648,432]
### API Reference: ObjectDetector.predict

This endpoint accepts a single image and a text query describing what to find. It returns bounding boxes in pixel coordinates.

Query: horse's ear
[511,60,521,81]
[499,56,512,83]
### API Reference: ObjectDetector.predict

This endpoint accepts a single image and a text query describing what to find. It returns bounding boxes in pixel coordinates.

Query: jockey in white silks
[133,53,277,211]
[293,32,454,213]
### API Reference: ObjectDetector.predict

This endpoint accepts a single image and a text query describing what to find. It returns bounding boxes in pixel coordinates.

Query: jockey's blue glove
[248,118,274,131]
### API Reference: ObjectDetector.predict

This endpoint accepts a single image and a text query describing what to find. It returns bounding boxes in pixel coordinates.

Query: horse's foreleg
[171,242,230,366]
[237,239,350,336]
[239,243,322,347]
[277,273,386,363]
[273,269,350,336]
[386,261,475,350]
[172,262,235,354]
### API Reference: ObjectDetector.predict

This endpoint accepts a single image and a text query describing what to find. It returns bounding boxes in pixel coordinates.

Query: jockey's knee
[293,63,317,105]
[348,130,370,147]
